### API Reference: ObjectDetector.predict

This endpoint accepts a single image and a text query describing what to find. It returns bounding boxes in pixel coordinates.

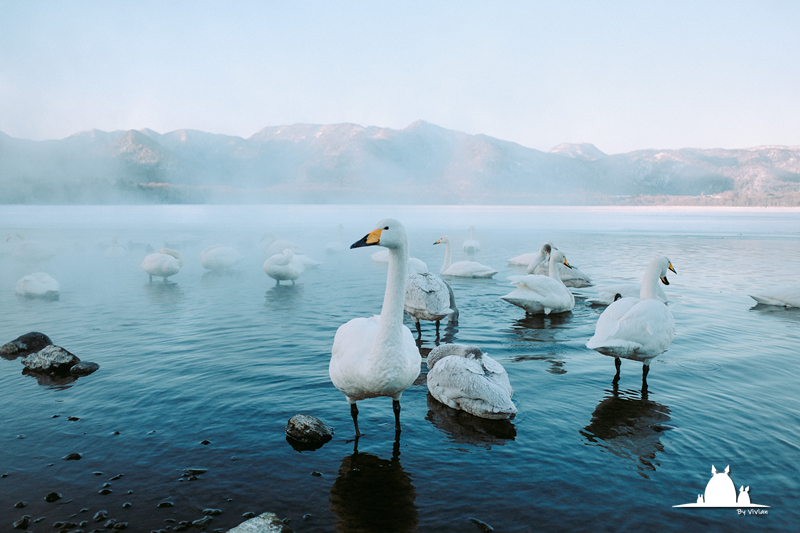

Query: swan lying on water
[16,272,60,299]
[434,235,497,278]
[426,344,516,420]
[330,219,421,437]
[263,249,305,285]
[200,244,244,271]
[507,241,555,266]
[749,288,800,308]
[142,248,184,282]
[500,250,575,315]
[462,226,481,254]
[586,256,677,381]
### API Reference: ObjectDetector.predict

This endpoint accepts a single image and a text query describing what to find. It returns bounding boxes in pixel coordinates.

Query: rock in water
[285,415,334,445]
[0,332,52,359]
[70,361,100,376]
[21,345,80,373]
[228,512,293,533]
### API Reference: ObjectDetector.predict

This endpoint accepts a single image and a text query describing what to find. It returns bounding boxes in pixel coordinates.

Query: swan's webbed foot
[393,399,402,434]
[351,403,362,437]
[275,280,280,286]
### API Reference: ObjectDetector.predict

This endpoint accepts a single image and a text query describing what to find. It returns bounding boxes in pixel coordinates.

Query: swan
[500,250,575,315]
[406,257,429,275]
[330,219,420,437]
[749,287,800,308]
[16,272,60,299]
[585,256,677,381]
[426,344,516,420]
[102,237,127,258]
[588,282,667,306]
[434,236,497,278]
[507,241,555,267]
[462,226,481,254]
[371,249,390,263]
[261,232,304,257]
[526,243,592,287]
[405,271,454,334]
[141,248,184,282]
[10,235,56,264]
[325,224,347,254]
[263,249,305,285]
[200,244,244,271]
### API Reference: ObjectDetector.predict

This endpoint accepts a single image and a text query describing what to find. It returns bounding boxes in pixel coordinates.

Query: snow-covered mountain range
[1,121,798,204]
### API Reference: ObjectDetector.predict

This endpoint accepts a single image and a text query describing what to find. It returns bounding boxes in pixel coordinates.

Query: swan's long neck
[373,243,409,353]
[548,255,564,284]
[440,239,451,273]
[469,227,475,240]
[526,249,547,274]
[640,260,663,300]
[161,248,184,267]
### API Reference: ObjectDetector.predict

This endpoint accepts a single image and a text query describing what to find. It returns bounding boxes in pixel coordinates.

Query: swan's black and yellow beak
[351,228,382,249]
[669,263,677,274]
[563,258,573,269]
[433,238,443,245]
[661,262,676,285]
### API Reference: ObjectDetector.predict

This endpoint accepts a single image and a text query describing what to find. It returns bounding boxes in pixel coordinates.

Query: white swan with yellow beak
[330,219,421,437]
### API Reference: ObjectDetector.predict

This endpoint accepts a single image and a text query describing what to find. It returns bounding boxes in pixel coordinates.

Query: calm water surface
[1,205,799,532]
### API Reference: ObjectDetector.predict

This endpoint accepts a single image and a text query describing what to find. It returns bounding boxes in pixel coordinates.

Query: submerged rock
[285,415,334,445]
[0,332,52,360]
[228,512,293,533]
[71,361,100,376]
[21,345,79,373]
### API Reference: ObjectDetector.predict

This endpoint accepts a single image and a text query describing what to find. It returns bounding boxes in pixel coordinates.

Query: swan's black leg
[642,363,649,383]
[415,321,421,335]
[435,320,440,333]
[275,280,279,286]
[614,357,621,381]
[393,399,402,434]
[149,275,153,283]
[351,403,362,437]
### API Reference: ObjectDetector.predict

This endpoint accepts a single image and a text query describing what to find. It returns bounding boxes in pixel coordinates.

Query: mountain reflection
[580,382,672,478]
[329,436,418,533]
[425,393,516,449]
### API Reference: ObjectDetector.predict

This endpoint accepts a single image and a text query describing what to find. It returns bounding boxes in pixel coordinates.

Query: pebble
[157,501,174,508]
[70,361,100,376]
[123,502,132,508]
[63,452,83,460]
[68,416,81,421]
[110,473,124,480]
[99,488,113,495]
[468,517,494,532]
[200,440,211,445]
[45,492,62,502]
[285,414,334,444]
[192,516,213,528]
[15,501,26,508]
[13,515,30,529]
[203,509,222,516]
[242,512,255,518]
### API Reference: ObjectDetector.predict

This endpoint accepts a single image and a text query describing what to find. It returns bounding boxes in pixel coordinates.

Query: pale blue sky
[1,1,798,153]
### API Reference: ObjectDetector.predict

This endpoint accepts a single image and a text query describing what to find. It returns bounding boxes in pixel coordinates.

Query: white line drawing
[674,465,769,508]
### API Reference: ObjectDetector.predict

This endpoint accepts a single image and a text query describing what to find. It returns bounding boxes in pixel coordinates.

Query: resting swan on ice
[142,248,184,282]
[330,219,421,437]
[434,235,497,278]
[263,249,305,285]
[586,256,677,381]
[426,344,516,420]
[500,249,575,315]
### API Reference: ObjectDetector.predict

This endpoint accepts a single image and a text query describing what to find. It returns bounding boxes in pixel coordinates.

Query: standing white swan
[200,244,244,272]
[586,256,677,381]
[500,250,575,315]
[434,235,497,278]
[426,344,516,420]
[462,226,481,254]
[330,219,421,437]
[141,248,184,282]
[263,249,305,285]
[749,287,800,308]
[16,272,60,299]
[404,269,454,334]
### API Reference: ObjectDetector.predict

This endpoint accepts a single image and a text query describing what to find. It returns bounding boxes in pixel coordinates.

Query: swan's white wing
[587,298,675,359]
[330,316,380,400]
[405,273,452,321]
[531,262,592,287]
[427,355,516,419]
[507,252,538,266]
[16,272,60,296]
[750,287,800,307]
[142,253,180,277]
[442,261,497,278]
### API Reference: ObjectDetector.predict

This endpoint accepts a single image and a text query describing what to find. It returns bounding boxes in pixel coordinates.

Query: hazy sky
[2,1,798,153]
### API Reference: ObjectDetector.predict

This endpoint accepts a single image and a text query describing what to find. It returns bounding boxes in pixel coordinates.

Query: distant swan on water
[426,343,516,420]
[263,249,304,285]
[200,244,244,272]
[16,272,60,299]
[749,287,800,308]
[141,248,184,282]
[525,242,592,287]
[586,256,677,381]
[330,219,420,437]
[404,259,454,334]
[500,249,575,315]
[462,226,481,254]
[434,235,497,278]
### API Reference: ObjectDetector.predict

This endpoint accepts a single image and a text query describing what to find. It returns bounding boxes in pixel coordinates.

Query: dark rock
[92,471,103,476]
[63,452,82,460]
[53,414,60,418]
[0,332,52,360]
[21,345,80,373]
[17,434,25,439]
[192,516,213,528]
[242,512,255,518]
[104,519,117,528]
[183,468,207,476]
[285,415,334,445]
[113,523,128,530]
[157,501,174,508]
[110,474,123,480]
[113,431,120,435]
[99,488,112,495]
[303,514,312,520]
[13,515,30,529]
[68,416,81,421]
[14,501,26,508]
[203,509,222,516]
[103,483,111,488]
[122,502,131,508]
[71,362,100,376]
[200,440,211,445]
[468,517,494,532]
[310,471,321,476]
[45,492,62,502]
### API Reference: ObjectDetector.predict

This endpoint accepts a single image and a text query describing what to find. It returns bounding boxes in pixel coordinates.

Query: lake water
[1,205,799,532]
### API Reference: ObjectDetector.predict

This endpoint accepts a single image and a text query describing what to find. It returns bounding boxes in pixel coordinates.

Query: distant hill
[1,121,799,205]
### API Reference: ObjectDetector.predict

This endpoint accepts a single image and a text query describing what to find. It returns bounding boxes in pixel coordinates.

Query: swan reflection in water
[506,317,569,374]
[425,393,516,450]
[580,381,672,479]
[329,435,418,533]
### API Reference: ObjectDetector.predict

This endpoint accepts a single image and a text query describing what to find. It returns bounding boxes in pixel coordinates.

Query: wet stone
[192,516,213,528]
[122,502,131,508]
[285,414,334,444]
[21,345,80,373]
[468,517,494,532]
[70,361,100,376]
[203,509,222,516]
[113,522,128,530]
[0,332,52,358]
[157,501,174,508]
[99,488,112,495]
[110,474,123,480]
[63,452,83,460]
[200,440,211,445]
[13,515,30,529]
[45,492,63,502]
[15,501,26,508]
[68,416,81,421]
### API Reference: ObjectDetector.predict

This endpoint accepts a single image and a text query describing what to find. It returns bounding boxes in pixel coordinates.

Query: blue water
[1,205,799,532]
